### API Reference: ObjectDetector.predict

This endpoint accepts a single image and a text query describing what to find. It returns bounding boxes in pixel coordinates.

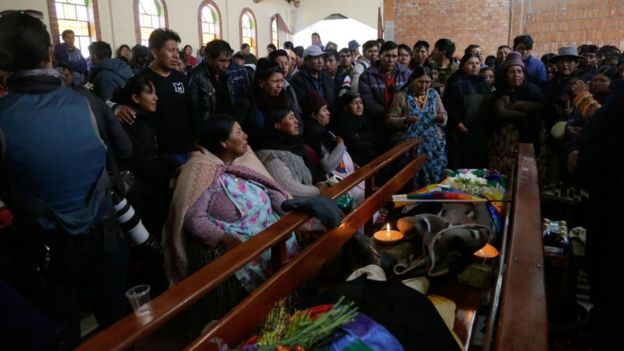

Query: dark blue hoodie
[91,57,133,101]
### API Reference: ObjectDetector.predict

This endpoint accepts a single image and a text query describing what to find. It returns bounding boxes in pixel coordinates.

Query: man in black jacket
[289,45,336,112]
[188,39,252,131]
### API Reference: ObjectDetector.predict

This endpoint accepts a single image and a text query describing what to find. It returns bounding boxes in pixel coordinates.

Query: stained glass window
[138,0,165,46]
[240,10,256,55]
[54,0,94,57]
[271,16,279,49]
[200,3,220,44]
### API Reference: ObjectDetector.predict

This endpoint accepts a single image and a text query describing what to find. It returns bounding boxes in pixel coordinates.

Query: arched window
[49,0,101,58]
[135,0,167,46]
[270,16,279,49]
[240,9,257,56]
[198,1,221,46]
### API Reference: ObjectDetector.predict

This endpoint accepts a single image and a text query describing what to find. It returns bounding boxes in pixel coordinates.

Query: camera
[112,195,150,245]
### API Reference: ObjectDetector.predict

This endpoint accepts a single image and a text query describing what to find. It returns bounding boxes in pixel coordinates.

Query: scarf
[162,147,280,283]
[6,69,62,94]
[253,128,307,157]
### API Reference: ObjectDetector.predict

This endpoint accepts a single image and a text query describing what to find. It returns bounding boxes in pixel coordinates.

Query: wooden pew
[77,139,422,351]
[78,141,548,351]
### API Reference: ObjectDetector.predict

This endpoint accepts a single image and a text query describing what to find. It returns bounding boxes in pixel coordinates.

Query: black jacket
[73,85,133,162]
[289,68,336,111]
[333,111,379,166]
[188,61,252,130]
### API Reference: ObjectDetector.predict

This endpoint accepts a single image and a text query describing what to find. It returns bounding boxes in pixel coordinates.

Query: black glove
[281,195,343,229]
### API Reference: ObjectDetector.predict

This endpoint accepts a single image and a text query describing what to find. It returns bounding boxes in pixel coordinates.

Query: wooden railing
[493,143,548,350]
[77,139,422,351]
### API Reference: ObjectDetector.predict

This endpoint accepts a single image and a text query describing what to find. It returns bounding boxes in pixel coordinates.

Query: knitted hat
[301,92,328,118]
[266,108,293,127]
[502,51,525,73]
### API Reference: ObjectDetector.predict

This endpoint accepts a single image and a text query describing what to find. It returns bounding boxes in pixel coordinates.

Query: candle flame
[473,243,499,258]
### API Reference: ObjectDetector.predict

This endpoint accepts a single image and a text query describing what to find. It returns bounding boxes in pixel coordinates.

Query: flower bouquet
[212,297,359,351]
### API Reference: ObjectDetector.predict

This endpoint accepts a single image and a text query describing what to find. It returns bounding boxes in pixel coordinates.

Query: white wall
[0,0,385,56]
[0,0,294,56]
[215,0,293,56]
[292,0,381,33]
[293,18,376,50]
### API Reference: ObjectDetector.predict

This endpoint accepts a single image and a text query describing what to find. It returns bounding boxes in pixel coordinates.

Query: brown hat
[301,92,328,117]
[502,51,525,72]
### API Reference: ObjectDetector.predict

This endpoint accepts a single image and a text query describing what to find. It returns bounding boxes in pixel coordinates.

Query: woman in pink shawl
[162,115,297,338]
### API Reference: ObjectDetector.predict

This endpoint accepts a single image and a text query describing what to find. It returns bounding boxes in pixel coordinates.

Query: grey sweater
[256,149,320,198]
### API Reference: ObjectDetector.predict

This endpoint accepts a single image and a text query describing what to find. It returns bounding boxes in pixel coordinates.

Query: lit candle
[374,223,404,243]
[473,243,499,259]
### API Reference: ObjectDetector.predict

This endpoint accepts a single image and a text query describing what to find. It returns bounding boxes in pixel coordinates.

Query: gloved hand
[281,195,344,229]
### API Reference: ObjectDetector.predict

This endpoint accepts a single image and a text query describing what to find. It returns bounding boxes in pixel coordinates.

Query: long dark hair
[404,66,433,91]
[130,45,150,70]
[111,74,155,107]
[116,44,130,58]
[197,114,237,155]
[459,53,481,76]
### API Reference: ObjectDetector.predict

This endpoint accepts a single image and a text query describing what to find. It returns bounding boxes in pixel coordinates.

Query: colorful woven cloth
[397,169,508,234]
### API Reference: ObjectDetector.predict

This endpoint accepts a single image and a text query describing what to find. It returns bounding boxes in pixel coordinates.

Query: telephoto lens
[113,195,150,245]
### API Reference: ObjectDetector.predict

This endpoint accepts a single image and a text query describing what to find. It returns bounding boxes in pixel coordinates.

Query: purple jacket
[54,43,88,74]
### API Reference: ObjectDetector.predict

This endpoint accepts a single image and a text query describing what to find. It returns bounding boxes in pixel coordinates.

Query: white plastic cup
[125,284,151,315]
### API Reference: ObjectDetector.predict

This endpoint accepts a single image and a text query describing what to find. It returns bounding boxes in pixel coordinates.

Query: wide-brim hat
[550,47,583,62]
[303,45,328,58]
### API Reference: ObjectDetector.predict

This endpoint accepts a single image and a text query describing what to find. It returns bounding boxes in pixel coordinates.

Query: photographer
[0,12,129,349]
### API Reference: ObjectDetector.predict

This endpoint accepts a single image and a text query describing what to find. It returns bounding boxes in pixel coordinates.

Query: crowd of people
[1,9,623,350]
